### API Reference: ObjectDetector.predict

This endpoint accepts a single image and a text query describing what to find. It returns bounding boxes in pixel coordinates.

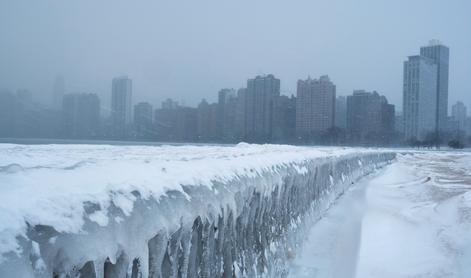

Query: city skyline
[1,67,470,148]
[1,1,470,111]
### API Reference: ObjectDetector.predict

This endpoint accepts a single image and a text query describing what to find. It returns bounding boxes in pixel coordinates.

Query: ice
[0,143,394,277]
[289,151,471,278]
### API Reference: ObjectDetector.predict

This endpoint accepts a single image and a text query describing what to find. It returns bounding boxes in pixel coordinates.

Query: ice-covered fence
[0,144,395,277]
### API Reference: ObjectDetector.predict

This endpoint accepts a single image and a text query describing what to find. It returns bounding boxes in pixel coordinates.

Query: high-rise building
[296,75,336,139]
[62,93,100,138]
[446,116,460,138]
[217,88,237,141]
[154,102,178,141]
[272,95,296,142]
[347,90,395,144]
[245,74,280,142]
[197,99,214,141]
[451,101,467,134]
[154,99,198,141]
[466,117,471,136]
[403,55,438,141]
[420,41,450,133]
[382,100,396,135]
[175,107,198,141]
[335,96,347,129]
[395,112,404,135]
[235,88,248,140]
[134,102,153,139]
[161,98,179,110]
[111,76,132,138]
[52,75,65,110]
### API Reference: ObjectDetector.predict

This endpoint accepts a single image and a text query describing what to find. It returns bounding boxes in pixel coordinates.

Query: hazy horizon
[1,0,470,112]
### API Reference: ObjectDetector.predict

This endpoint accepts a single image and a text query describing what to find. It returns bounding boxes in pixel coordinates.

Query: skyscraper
[347,90,395,144]
[272,95,296,142]
[296,75,336,139]
[134,102,153,139]
[335,96,347,129]
[403,55,438,141]
[245,74,280,142]
[395,112,404,135]
[197,99,217,141]
[420,41,449,133]
[451,101,467,134]
[235,88,248,140]
[111,76,132,138]
[217,88,237,141]
[175,107,198,141]
[161,98,179,110]
[154,99,178,141]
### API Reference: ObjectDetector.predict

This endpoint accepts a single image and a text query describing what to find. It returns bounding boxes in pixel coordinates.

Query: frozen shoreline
[290,151,471,278]
[0,144,394,277]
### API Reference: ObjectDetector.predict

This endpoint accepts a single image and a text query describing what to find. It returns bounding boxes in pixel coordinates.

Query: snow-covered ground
[290,151,471,278]
[5,143,469,277]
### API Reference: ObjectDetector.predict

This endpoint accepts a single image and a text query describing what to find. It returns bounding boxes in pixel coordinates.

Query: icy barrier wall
[0,145,395,278]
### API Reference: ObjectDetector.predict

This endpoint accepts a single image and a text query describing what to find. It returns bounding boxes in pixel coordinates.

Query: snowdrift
[0,144,395,277]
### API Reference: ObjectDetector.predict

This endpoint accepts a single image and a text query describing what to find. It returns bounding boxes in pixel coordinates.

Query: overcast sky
[1,0,470,112]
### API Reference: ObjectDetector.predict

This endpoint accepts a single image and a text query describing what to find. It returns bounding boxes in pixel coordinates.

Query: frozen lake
[290,151,471,278]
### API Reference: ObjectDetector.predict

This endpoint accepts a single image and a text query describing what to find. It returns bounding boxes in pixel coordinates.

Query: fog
[1,0,470,110]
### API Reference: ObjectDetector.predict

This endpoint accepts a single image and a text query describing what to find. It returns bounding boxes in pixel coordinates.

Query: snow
[30,242,46,272]
[0,143,384,265]
[7,143,470,277]
[290,151,471,278]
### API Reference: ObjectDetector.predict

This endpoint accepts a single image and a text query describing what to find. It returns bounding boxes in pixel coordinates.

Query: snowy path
[289,151,471,278]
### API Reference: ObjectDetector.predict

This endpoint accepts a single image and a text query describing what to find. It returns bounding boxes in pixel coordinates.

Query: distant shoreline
[0,137,230,147]
[0,138,468,151]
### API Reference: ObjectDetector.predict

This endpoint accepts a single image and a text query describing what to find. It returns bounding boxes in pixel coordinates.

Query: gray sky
[1,0,470,112]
